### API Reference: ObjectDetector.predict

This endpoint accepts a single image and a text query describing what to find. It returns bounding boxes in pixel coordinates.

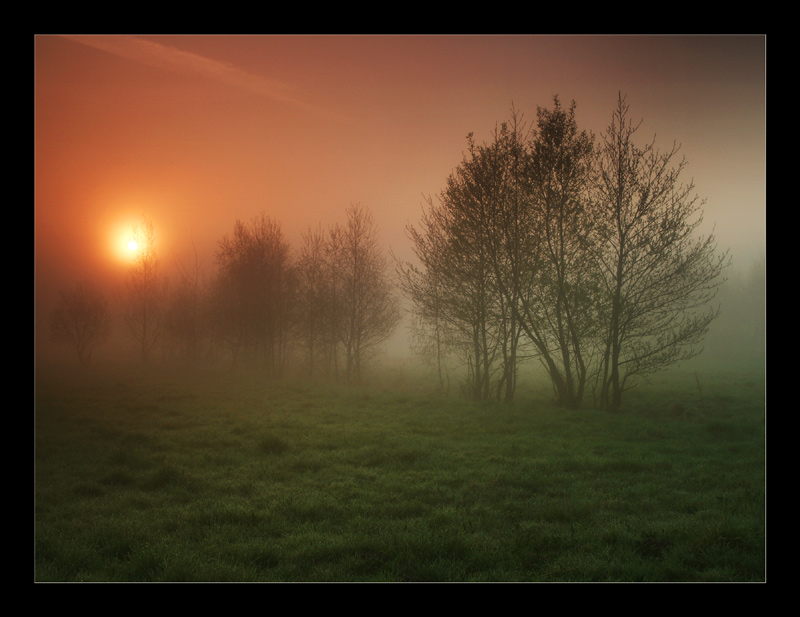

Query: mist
[35,200,765,393]
[34,35,766,582]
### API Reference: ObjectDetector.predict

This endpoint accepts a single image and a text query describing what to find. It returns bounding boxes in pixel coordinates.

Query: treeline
[49,94,742,407]
[49,204,401,384]
[397,94,730,410]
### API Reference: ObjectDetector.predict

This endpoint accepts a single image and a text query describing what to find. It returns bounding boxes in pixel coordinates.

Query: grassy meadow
[34,358,766,582]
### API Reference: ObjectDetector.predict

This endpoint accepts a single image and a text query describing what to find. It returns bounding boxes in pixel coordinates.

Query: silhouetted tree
[445,122,529,402]
[123,217,166,363]
[213,212,294,376]
[332,204,401,384]
[401,182,509,401]
[519,97,597,408]
[295,224,330,378]
[591,94,729,410]
[402,102,596,405]
[50,279,110,365]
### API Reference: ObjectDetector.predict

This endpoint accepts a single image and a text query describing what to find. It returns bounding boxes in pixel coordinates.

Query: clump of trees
[210,212,294,376]
[399,94,729,410]
[185,203,400,383]
[48,205,400,385]
[293,204,401,383]
[45,94,734,407]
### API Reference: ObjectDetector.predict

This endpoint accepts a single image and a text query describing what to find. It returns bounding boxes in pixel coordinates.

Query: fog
[35,35,766,393]
[35,211,765,398]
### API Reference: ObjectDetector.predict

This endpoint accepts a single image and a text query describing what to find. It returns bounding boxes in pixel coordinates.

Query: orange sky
[34,35,766,337]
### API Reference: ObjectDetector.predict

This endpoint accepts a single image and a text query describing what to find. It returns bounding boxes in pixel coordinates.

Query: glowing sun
[128,239,138,251]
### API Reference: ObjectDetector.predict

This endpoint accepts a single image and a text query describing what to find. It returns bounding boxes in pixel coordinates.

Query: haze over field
[34,34,766,366]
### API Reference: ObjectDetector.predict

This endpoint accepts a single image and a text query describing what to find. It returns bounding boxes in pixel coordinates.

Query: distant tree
[332,204,401,384]
[123,217,166,363]
[213,212,294,376]
[321,224,346,379]
[591,94,729,410]
[295,224,330,378]
[50,279,110,365]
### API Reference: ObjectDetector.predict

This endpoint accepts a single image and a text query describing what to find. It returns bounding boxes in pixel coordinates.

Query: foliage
[400,117,532,402]
[513,98,597,408]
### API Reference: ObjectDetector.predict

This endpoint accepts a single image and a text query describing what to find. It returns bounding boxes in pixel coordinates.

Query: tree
[123,216,166,363]
[402,102,595,406]
[518,97,597,408]
[50,280,109,365]
[404,95,727,409]
[442,119,530,402]
[401,163,513,401]
[295,224,331,378]
[591,94,729,410]
[332,204,401,384]
[213,212,294,376]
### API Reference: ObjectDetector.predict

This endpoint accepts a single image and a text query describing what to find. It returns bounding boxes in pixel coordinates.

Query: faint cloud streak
[61,35,347,121]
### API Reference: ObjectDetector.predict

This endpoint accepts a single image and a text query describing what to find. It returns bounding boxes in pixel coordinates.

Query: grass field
[34,359,766,582]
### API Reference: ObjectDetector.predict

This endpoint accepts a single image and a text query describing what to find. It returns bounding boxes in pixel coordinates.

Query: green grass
[34,361,766,582]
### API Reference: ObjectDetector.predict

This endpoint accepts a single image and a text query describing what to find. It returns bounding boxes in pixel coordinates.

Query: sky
[34,34,766,344]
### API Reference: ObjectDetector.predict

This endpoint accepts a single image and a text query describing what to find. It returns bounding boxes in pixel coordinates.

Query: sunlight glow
[108,216,150,265]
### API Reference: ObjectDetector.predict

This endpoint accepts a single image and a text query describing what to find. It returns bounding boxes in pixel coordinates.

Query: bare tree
[591,94,729,410]
[50,280,110,365]
[123,217,166,363]
[332,204,401,384]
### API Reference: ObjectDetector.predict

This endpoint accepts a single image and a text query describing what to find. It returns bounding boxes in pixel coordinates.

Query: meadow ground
[34,358,766,582]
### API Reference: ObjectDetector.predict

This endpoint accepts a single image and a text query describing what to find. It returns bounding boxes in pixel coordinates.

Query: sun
[109,217,149,264]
